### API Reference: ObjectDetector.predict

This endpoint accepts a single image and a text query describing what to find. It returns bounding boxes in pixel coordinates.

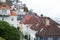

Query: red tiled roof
[0,4,9,9]
[20,13,40,24]
[10,10,17,16]
[0,4,17,16]
[31,17,60,37]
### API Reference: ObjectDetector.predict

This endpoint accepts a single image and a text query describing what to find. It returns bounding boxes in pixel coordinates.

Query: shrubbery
[0,20,20,40]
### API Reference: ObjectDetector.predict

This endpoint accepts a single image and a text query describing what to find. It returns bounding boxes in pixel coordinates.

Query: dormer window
[45,18,50,27]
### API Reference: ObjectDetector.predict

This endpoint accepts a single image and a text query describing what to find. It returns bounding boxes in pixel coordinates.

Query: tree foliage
[0,20,20,40]
[23,4,29,12]
[6,0,12,6]
[0,2,3,5]
[0,0,12,6]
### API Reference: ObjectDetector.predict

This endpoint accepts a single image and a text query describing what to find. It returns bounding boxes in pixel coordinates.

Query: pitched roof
[20,13,40,24]
[10,10,17,16]
[0,4,9,9]
[34,17,60,37]
[0,4,17,16]
[30,17,60,31]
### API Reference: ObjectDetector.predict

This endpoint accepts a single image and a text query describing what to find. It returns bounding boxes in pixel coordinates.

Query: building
[0,0,6,3]
[31,17,60,40]
[20,13,40,40]
[0,4,18,28]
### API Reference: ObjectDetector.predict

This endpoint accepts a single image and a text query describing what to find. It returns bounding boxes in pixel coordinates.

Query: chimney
[41,14,43,17]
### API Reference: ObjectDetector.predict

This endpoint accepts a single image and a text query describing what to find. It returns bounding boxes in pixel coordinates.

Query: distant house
[32,17,60,40]
[19,13,40,40]
[0,0,6,3]
[0,4,18,28]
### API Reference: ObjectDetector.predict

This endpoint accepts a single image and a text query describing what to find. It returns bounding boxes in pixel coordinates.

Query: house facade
[35,17,60,40]
[20,13,40,40]
[0,4,18,28]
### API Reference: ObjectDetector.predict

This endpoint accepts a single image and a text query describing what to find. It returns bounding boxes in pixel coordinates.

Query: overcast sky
[20,0,60,17]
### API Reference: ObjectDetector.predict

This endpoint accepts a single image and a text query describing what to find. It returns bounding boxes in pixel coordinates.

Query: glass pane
[40,37,43,40]
[43,37,48,40]
[35,37,38,40]
[48,37,53,40]
[58,38,60,40]
[53,37,58,40]
[2,9,7,14]
[0,10,2,14]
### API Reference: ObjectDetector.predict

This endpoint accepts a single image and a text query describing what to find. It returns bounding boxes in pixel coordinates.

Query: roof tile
[10,10,17,16]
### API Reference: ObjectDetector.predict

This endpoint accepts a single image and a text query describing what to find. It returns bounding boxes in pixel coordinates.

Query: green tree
[23,4,29,12]
[0,2,3,5]
[0,20,20,40]
[6,0,12,6]
[0,0,12,6]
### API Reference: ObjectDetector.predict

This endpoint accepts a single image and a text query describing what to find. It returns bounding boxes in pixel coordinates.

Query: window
[40,37,48,40]
[46,18,50,26]
[2,18,4,20]
[2,9,7,14]
[48,37,53,40]
[43,37,48,40]
[24,35,28,39]
[11,18,14,21]
[45,18,50,28]
[0,9,2,14]
[53,37,58,40]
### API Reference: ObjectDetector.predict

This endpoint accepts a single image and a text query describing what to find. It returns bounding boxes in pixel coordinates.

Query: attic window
[45,18,50,27]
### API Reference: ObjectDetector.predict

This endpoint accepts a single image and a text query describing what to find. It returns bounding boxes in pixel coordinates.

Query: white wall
[19,24,37,40]
[0,16,18,28]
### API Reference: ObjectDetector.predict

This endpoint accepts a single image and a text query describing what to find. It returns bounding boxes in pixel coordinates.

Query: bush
[0,20,20,40]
